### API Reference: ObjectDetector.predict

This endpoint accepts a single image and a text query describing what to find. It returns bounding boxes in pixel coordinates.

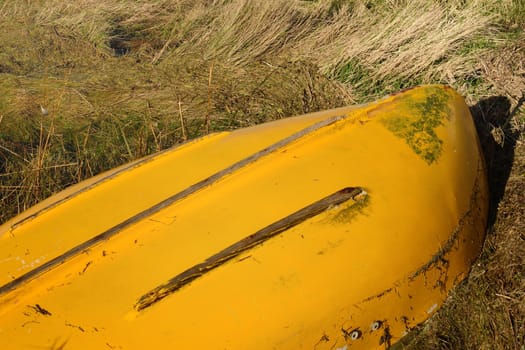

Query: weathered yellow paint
[0,85,488,349]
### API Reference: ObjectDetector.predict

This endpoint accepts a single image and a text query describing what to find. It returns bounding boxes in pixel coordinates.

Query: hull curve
[0,85,488,349]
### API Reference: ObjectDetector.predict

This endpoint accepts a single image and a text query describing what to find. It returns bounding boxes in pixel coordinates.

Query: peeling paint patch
[410,169,482,281]
[379,326,392,347]
[314,333,330,349]
[361,287,394,303]
[30,304,52,316]
[335,345,348,350]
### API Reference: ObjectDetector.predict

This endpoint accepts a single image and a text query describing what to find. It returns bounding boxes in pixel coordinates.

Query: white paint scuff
[427,303,438,314]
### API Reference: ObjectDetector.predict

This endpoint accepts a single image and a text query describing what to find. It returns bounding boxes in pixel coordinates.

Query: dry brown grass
[0,0,524,348]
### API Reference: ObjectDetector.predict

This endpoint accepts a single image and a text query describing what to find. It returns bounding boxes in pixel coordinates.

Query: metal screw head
[371,320,382,331]
[350,329,361,340]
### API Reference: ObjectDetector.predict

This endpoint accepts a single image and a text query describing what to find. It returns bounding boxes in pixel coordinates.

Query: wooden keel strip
[135,187,366,311]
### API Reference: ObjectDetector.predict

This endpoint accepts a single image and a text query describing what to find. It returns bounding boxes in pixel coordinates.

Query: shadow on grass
[470,95,523,228]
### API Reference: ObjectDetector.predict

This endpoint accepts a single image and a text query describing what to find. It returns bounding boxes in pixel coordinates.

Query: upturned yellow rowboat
[0,85,488,349]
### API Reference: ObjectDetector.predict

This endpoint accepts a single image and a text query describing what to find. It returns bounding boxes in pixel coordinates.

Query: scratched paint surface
[0,85,488,349]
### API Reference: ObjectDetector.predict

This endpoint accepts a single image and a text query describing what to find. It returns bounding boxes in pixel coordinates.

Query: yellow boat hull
[0,85,488,349]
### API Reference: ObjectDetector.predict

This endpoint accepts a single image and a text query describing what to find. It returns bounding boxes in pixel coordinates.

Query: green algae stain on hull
[330,192,370,225]
[380,87,452,165]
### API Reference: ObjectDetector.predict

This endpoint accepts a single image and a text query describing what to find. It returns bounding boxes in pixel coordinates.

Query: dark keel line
[0,115,346,297]
[135,187,366,311]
